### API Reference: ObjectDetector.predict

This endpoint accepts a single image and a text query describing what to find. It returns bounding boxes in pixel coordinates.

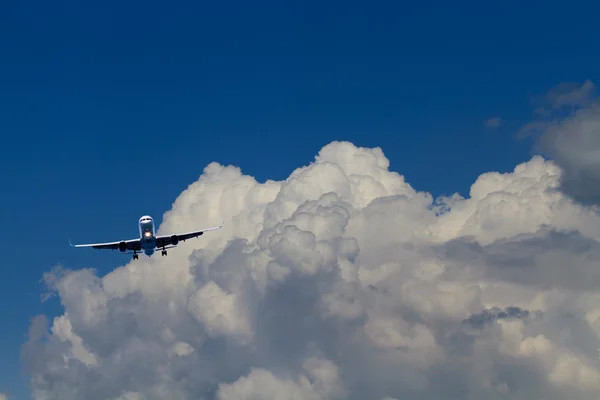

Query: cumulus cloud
[22,141,600,399]
[520,79,600,205]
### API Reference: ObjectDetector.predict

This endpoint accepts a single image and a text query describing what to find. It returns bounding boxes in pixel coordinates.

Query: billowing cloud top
[22,140,600,399]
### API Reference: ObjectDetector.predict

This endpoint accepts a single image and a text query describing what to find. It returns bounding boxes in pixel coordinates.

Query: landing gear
[133,251,139,260]
[161,249,167,256]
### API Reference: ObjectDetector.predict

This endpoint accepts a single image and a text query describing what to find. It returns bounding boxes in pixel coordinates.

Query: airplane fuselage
[139,215,156,256]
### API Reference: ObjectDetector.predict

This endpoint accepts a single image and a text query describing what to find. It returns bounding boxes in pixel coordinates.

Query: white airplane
[69,215,223,260]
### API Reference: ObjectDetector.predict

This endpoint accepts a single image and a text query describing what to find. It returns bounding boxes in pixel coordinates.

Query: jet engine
[171,235,179,245]
[118,241,127,252]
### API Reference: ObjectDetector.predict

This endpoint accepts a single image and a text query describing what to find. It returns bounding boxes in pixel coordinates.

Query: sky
[1,0,600,398]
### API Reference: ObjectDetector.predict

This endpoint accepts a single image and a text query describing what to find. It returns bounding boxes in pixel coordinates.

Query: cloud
[0,393,7,400]
[22,141,600,399]
[462,306,543,329]
[533,79,597,116]
[519,80,600,205]
[484,117,502,129]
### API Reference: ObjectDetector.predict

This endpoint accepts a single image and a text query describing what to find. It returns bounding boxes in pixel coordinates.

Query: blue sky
[1,0,599,397]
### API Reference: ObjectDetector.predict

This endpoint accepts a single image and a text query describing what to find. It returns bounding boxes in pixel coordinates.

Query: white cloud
[216,358,346,400]
[519,79,600,205]
[22,140,600,399]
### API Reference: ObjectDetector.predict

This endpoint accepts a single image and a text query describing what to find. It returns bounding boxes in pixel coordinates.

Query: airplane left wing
[155,223,223,248]
[69,238,142,251]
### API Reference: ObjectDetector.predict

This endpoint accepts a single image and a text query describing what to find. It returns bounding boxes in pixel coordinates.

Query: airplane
[69,215,223,260]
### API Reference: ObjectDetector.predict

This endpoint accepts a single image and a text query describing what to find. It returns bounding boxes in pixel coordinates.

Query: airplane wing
[69,238,142,251]
[155,223,223,249]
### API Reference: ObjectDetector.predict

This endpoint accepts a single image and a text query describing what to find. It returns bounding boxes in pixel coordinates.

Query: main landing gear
[132,251,139,260]
[161,248,168,256]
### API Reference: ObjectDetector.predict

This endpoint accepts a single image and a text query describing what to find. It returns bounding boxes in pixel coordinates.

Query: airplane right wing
[69,238,142,251]
[155,222,223,249]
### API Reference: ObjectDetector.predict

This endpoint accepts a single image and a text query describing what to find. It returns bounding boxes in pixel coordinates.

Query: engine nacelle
[118,241,127,252]
[171,235,179,245]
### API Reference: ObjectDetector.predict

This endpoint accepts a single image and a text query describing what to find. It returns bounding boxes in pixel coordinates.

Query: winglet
[68,238,75,247]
